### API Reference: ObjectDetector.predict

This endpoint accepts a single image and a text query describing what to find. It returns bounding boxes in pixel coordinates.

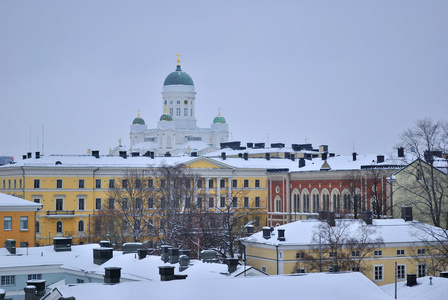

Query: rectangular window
[374,265,383,281]
[33,198,40,204]
[232,197,238,208]
[255,197,261,208]
[244,197,249,208]
[296,252,305,259]
[79,198,85,210]
[197,197,203,209]
[197,179,203,189]
[4,217,12,230]
[78,179,85,189]
[209,179,214,188]
[77,279,85,284]
[56,198,63,211]
[109,198,115,209]
[122,198,128,210]
[244,180,249,188]
[207,197,214,208]
[109,179,115,189]
[176,108,180,116]
[232,180,238,188]
[34,179,40,189]
[8,180,10,189]
[1,275,15,286]
[2,180,4,189]
[148,198,154,209]
[28,274,42,280]
[20,217,28,230]
[169,108,173,115]
[351,251,360,257]
[122,179,128,189]
[220,197,226,208]
[397,264,406,280]
[374,250,383,256]
[148,179,154,188]
[417,248,426,255]
[261,266,267,273]
[184,108,188,116]
[136,198,142,209]
[13,180,16,189]
[396,249,405,256]
[160,179,166,188]
[135,179,141,189]
[185,197,190,208]
[220,179,226,188]
[329,251,336,258]
[95,198,102,210]
[255,179,260,188]
[19,179,22,189]
[95,179,101,189]
[418,264,426,277]
[56,179,63,189]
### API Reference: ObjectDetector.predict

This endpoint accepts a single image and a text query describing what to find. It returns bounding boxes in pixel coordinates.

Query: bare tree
[342,171,363,219]
[364,167,393,219]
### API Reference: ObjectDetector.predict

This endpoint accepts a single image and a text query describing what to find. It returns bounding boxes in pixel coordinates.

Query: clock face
[184,100,188,105]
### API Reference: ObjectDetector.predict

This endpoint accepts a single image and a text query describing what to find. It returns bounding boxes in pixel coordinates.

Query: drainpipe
[21,166,26,199]
[91,167,99,243]
[276,245,279,275]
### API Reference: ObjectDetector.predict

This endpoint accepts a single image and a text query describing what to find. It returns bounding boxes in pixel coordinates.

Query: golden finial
[218,107,221,116]
[176,52,181,65]
[137,109,140,118]
[164,105,168,113]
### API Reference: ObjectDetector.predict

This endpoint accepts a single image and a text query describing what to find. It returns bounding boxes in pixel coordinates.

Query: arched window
[56,221,63,233]
[78,220,85,232]
[35,221,40,233]
[302,192,310,213]
[312,190,320,213]
[332,190,341,213]
[321,189,330,210]
[275,196,282,212]
[292,189,300,212]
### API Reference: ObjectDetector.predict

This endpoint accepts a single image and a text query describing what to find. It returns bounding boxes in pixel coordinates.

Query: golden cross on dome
[218,107,221,116]
[164,105,168,113]
[137,109,140,117]
[176,52,181,65]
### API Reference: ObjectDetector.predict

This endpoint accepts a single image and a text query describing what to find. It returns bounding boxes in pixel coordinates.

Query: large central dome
[163,65,194,86]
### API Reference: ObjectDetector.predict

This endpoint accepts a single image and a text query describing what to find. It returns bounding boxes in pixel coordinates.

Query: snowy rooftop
[242,218,443,246]
[52,272,392,300]
[381,276,448,300]
[0,193,42,210]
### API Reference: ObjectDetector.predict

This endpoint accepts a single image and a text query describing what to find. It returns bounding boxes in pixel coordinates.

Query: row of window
[1,179,23,190]
[286,192,362,214]
[31,178,263,189]
[36,220,85,234]
[295,249,426,260]
[3,216,28,231]
[1,274,42,287]
[374,264,427,281]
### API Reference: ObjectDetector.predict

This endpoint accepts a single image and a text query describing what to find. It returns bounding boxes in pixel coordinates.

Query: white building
[127,56,229,156]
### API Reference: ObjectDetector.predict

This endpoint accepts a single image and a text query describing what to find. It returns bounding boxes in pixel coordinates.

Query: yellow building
[0,192,42,248]
[241,209,444,286]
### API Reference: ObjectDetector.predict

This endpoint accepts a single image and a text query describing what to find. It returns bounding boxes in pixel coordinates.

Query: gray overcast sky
[1,1,447,160]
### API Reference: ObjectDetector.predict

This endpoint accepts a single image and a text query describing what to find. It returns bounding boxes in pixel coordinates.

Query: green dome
[160,114,173,121]
[132,117,145,125]
[213,116,226,124]
[163,65,194,86]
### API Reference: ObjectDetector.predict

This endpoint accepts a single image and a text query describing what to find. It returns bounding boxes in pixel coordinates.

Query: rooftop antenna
[42,125,44,155]
[266,133,270,148]
[29,124,32,152]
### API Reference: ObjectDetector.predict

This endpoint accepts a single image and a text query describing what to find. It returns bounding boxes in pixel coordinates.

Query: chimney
[327,212,335,227]
[131,152,140,157]
[398,147,404,158]
[138,249,147,260]
[363,211,373,225]
[318,210,329,221]
[27,152,32,158]
[440,271,448,278]
[92,150,99,158]
[23,154,27,160]
[99,240,111,247]
[164,152,171,157]
[169,248,179,264]
[93,248,113,265]
[221,152,226,160]
[160,245,172,263]
[246,224,254,236]
[285,152,290,159]
[4,239,16,254]
[200,250,217,263]
[265,153,270,160]
[277,228,285,241]
[225,258,239,273]
[119,151,127,159]
[179,255,190,272]
[321,153,327,160]
[0,289,5,299]
[401,207,413,221]
[191,152,197,157]
[407,274,417,286]
[35,152,40,159]
[299,158,305,168]
[377,155,385,163]
[24,285,36,300]
[26,279,46,298]
[247,142,253,148]
[143,151,151,157]
[104,267,121,284]
[53,237,72,252]
[150,152,154,159]
[243,153,248,160]
[352,152,357,161]
[262,227,271,239]
[290,154,295,161]
[159,266,175,281]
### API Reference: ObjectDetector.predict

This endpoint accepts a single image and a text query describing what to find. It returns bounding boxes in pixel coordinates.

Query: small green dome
[133,117,145,125]
[163,65,194,86]
[160,114,173,121]
[213,116,226,124]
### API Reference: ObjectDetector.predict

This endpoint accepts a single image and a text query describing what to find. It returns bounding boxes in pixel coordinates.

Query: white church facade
[124,57,229,156]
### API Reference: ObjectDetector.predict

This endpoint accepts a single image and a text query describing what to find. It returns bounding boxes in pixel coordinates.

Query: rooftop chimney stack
[35,152,40,159]
[299,158,305,168]
[265,153,270,160]
[398,147,405,158]
[407,274,417,286]
[352,152,357,161]
[277,229,285,241]
[401,207,413,221]
[377,155,385,163]
[327,212,336,227]
[221,152,226,160]
[363,211,373,225]
[246,225,254,236]
[104,267,121,284]
[243,153,248,160]
[119,151,127,159]
[262,227,271,239]
[27,152,32,158]
[225,258,239,273]
[92,150,99,158]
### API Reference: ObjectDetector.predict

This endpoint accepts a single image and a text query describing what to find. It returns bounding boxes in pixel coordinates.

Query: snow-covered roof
[0,193,42,211]
[381,276,448,300]
[52,272,392,300]
[242,218,442,247]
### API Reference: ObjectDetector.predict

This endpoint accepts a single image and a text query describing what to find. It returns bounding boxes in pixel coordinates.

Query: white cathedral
[123,56,229,156]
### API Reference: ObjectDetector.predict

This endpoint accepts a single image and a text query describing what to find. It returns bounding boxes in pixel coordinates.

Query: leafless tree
[364,167,394,219]
[342,171,363,219]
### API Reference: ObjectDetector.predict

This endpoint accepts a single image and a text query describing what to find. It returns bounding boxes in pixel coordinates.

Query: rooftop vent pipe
[221,152,226,160]
[35,152,40,159]
[352,152,357,161]
[299,158,305,168]
[92,150,99,158]
[398,147,404,158]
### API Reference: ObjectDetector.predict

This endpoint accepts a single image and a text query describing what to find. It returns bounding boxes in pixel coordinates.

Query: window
[254,216,260,226]
[329,251,337,258]
[417,248,426,255]
[109,179,115,189]
[374,265,383,281]
[19,179,22,189]
[76,279,85,284]
[295,268,306,273]
[160,197,166,209]
[148,198,154,209]
[2,180,4,189]
[4,217,12,230]
[418,264,426,277]
[1,275,15,286]
[95,198,102,210]
[244,180,249,188]
[351,251,360,257]
[136,198,142,209]
[397,264,406,280]
[122,179,128,189]
[33,197,41,204]
[78,198,85,210]
[184,108,188,116]
[56,221,63,233]
[95,179,101,189]
[232,197,238,207]
[197,179,203,189]
[122,198,128,210]
[56,179,63,189]
[232,180,238,188]
[244,197,249,208]
[176,108,180,116]
[185,180,191,189]
[197,197,203,209]
[148,179,154,188]
[220,197,226,208]
[169,108,173,115]
[185,197,191,208]
[28,274,42,280]
[206,179,213,189]
[397,249,405,256]
[275,198,282,212]
[109,198,115,209]
[78,220,84,232]
[255,197,261,208]
[36,221,40,233]
[13,180,16,189]
[34,179,40,189]
[209,197,214,208]
[261,265,267,273]
[20,216,28,230]
[255,179,260,188]
[296,252,305,259]
[220,179,226,188]
[8,180,10,189]
[374,250,383,256]
[78,179,85,189]
[56,198,63,211]
[135,179,141,189]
